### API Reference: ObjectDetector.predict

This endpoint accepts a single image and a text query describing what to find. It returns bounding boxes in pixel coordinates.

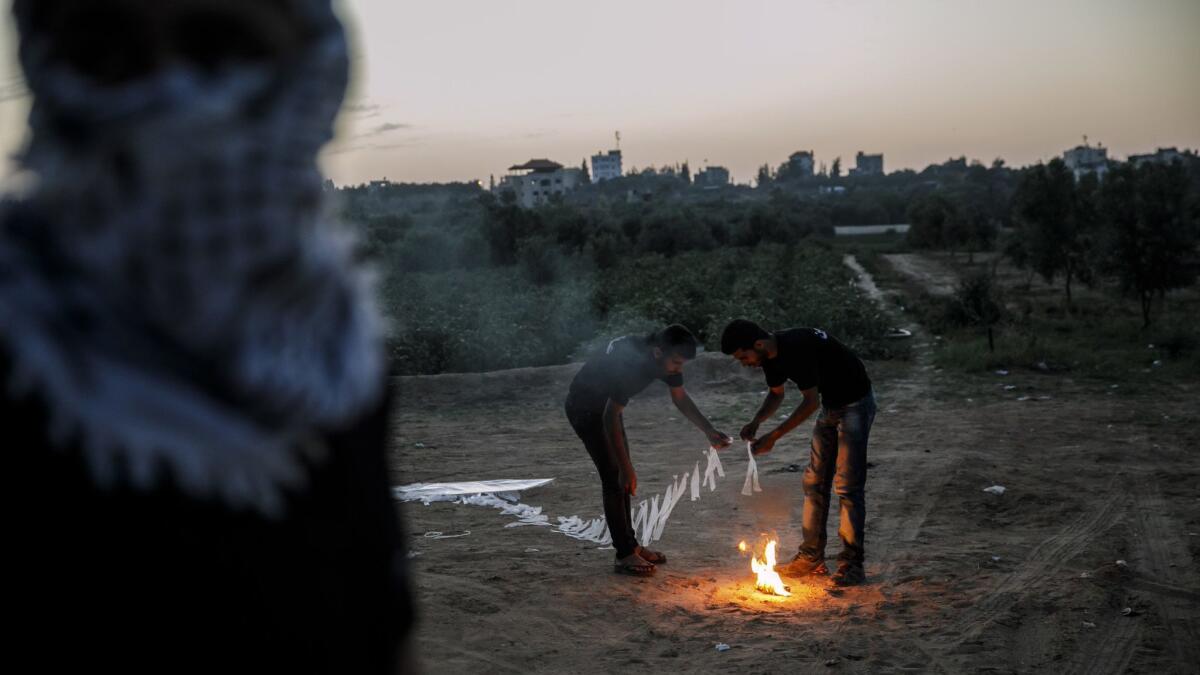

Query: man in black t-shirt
[720,319,877,586]
[566,324,731,576]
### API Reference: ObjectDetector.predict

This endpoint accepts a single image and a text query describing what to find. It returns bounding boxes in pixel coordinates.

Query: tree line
[908,157,1200,328]
[338,152,1199,328]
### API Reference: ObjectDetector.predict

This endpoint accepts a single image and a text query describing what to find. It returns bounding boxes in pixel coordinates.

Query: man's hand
[618,468,637,496]
[739,422,759,442]
[751,432,779,456]
[708,430,733,450]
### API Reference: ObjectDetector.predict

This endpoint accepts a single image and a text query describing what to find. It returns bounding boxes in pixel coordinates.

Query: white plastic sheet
[674,472,689,508]
[652,485,672,542]
[393,478,554,504]
[643,495,661,543]
[741,442,762,496]
[702,446,725,492]
[631,498,648,536]
[651,472,691,542]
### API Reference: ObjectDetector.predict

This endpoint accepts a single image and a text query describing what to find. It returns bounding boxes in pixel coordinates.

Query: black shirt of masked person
[566,325,732,576]
[2,1,411,673]
[721,320,877,587]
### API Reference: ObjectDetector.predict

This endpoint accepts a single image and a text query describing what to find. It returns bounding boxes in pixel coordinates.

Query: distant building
[497,159,585,208]
[693,166,729,188]
[367,179,391,192]
[850,152,883,176]
[1062,143,1108,180]
[591,149,623,183]
[1128,147,1182,167]
[787,150,815,178]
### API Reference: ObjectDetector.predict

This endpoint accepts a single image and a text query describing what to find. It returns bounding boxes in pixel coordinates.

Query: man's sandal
[637,546,667,565]
[614,554,656,576]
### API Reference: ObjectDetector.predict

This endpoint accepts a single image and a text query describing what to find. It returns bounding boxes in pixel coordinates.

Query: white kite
[400,443,761,549]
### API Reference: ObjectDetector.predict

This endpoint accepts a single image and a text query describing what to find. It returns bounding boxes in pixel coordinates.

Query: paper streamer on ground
[741,442,762,496]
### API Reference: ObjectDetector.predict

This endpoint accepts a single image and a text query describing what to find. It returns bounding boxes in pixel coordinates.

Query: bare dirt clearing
[393,256,1199,673]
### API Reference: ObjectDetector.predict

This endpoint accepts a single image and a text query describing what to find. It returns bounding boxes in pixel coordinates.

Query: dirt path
[392,261,1200,674]
[882,252,960,297]
[843,254,886,304]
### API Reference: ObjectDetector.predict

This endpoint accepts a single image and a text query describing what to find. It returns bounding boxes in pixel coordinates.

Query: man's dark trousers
[565,404,638,558]
[798,391,876,565]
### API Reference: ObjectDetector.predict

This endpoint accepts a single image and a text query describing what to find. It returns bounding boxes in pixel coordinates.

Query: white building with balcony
[496,159,585,208]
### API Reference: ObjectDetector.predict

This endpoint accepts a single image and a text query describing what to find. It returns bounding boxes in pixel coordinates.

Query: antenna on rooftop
[615,130,621,151]
[1083,134,1088,147]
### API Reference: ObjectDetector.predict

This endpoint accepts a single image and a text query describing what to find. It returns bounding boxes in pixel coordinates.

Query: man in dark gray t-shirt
[566,325,730,576]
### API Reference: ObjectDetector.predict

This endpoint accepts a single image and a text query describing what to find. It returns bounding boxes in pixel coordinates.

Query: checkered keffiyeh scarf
[0,2,384,517]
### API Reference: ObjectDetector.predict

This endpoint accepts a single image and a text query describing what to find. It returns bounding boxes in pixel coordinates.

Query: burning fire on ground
[739,539,791,597]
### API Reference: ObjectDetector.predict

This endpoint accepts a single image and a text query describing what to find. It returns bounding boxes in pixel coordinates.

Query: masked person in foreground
[721,319,876,586]
[566,325,732,575]
[1,1,412,671]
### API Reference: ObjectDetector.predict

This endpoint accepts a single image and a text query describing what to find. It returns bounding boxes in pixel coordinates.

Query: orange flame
[751,540,791,596]
[737,540,747,552]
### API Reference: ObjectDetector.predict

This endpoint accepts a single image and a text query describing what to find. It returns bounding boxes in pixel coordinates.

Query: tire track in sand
[1131,484,1200,667]
[955,480,1121,643]
[1066,479,1200,675]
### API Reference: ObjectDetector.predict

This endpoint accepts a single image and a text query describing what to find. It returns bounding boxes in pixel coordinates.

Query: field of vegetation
[378,244,895,376]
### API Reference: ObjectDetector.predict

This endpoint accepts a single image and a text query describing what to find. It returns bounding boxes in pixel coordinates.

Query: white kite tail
[741,441,762,496]
[631,446,730,545]
[557,515,611,545]
[702,446,724,491]
[455,443,738,549]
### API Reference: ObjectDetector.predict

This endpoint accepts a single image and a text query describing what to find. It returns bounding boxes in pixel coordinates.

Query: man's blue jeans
[799,391,876,565]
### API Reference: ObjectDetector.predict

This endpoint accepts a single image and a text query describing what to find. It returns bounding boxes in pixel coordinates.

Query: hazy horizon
[2,0,1199,186]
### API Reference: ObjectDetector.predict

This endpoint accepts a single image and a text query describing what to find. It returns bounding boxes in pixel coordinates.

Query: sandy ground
[391,256,1200,674]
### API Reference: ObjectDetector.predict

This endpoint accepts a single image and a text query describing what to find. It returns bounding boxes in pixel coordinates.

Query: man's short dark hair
[720,319,770,354]
[651,324,698,359]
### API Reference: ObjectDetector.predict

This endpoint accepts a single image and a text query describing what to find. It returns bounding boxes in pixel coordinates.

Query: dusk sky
[2,0,1199,186]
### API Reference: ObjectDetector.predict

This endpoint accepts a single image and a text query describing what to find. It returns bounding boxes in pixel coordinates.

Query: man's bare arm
[741,385,786,440]
[669,386,732,448]
[752,386,820,455]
